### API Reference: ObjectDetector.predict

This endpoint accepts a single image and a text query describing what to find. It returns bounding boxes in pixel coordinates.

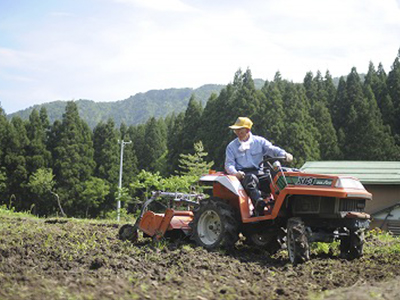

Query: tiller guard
[119,191,203,242]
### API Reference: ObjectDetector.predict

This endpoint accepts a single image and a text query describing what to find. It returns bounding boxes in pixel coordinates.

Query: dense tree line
[1,50,400,217]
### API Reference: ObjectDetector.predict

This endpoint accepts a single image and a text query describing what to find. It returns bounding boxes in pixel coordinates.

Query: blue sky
[1,0,400,114]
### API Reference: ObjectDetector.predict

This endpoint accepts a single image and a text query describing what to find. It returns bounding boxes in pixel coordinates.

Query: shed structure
[301,161,400,235]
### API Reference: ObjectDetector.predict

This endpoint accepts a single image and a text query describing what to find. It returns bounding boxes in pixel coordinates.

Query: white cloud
[0,47,37,68]
[113,0,197,12]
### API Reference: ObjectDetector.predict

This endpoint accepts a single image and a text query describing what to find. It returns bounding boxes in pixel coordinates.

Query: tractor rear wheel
[340,229,364,260]
[190,198,239,250]
[287,217,310,264]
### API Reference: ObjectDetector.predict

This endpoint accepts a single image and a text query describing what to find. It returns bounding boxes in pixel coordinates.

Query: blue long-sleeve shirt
[225,133,287,174]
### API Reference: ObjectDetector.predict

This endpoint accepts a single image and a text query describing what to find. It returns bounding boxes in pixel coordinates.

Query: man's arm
[225,145,238,174]
[261,138,286,158]
[261,137,293,162]
[225,145,246,180]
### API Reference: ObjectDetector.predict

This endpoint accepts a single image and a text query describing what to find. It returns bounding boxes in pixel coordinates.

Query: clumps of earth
[0,215,399,300]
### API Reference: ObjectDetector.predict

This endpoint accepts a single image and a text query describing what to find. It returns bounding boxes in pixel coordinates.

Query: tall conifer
[3,117,29,210]
[93,119,119,182]
[166,112,185,174]
[323,71,337,109]
[365,62,395,130]
[387,49,400,140]
[303,72,340,159]
[181,95,203,153]
[128,124,146,171]
[279,82,320,166]
[52,101,95,215]
[340,68,398,159]
[199,91,232,170]
[259,79,286,145]
[25,109,51,174]
[0,106,8,166]
[141,117,167,173]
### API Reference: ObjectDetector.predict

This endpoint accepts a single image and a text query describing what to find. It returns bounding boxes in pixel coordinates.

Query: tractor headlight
[335,178,364,189]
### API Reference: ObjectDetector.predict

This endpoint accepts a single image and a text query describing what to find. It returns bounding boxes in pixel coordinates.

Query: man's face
[234,128,249,141]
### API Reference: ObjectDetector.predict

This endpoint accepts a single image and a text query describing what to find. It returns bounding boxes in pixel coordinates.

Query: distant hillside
[7,84,228,128]
[5,74,352,128]
[6,79,270,128]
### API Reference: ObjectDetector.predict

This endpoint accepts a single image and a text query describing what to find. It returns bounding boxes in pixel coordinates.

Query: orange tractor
[119,157,372,264]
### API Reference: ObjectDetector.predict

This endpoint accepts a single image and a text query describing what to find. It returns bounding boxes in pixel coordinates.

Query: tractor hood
[276,172,372,200]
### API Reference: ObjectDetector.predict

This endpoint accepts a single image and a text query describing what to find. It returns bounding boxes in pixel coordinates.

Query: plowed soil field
[0,213,399,300]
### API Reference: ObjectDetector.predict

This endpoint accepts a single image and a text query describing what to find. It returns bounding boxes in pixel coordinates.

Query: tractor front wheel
[190,198,239,250]
[287,217,310,264]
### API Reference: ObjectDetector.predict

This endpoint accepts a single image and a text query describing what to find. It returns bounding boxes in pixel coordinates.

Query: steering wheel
[263,156,286,163]
[260,156,287,172]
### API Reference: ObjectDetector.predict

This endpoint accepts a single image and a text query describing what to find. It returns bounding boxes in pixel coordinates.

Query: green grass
[0,204,136,226]
[365,228,400,255]
[0,204,37,219]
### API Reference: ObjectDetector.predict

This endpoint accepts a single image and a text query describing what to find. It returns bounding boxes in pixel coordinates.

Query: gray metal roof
[300,161,400,185]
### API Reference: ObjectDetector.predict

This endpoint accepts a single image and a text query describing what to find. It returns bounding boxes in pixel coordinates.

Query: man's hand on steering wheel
[285,153,293,163]
[235,171,245,180]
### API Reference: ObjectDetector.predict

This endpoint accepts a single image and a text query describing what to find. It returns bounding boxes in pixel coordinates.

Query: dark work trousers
[240,169,271,206]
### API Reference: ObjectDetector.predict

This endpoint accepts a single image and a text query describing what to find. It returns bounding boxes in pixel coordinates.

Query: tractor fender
[199,173,243,196]
[200,173,253,219]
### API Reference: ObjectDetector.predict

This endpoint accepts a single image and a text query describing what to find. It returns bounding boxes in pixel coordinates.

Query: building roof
[300,161,400,185]
[371,202,400,216]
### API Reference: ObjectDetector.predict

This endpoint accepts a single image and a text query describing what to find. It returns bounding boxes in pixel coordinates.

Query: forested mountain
[1,50,400,218]
[8,81,269,128]
[7,84,227,128]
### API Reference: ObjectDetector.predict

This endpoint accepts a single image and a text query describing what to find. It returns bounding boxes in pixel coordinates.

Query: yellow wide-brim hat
[229,117,253,130]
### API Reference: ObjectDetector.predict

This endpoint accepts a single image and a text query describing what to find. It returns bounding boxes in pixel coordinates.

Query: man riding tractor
[225,117,293,216]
